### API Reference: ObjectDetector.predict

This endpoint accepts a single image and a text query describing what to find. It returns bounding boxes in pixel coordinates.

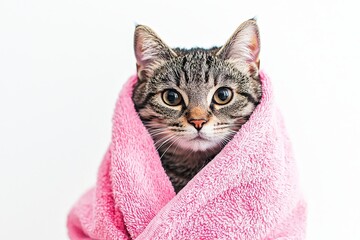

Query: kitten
[132,19,262,193]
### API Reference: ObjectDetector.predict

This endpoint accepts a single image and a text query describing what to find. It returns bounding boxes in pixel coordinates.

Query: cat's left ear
[216,19,260,74]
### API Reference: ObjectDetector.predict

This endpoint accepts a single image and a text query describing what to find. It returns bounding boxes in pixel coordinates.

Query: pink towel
[67,71,306,239]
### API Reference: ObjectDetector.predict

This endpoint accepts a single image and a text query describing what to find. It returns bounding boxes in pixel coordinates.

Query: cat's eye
[162,89,182,106]
[213,87,233,105]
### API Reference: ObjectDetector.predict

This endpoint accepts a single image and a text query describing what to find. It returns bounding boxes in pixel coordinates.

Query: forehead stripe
[181,57,190,83]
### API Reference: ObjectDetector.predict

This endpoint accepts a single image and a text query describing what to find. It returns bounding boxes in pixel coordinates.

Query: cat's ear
[134,25,177,80]
[216,19,260,74]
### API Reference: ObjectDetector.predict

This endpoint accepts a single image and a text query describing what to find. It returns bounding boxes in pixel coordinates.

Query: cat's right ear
[134,25,177,80]
[216,19,260,75]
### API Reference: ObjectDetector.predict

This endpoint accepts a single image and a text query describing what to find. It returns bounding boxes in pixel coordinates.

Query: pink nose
[189,119,207,130]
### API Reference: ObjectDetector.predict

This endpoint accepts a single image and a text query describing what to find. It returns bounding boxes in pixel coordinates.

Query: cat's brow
[218,74,236,84]
[158,74,180,86]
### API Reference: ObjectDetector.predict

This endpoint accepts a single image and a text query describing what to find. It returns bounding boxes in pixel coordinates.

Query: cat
[132,19,262,193]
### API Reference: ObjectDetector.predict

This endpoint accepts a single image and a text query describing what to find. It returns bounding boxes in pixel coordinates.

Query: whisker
[149,132,167,138]
[156,135,177,151]
[148,130,168,137]
[153,134,172,147]
[160,136,181,160]
[170,136,182,158]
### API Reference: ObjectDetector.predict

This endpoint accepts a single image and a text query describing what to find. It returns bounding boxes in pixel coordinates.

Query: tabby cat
[132,19,262,193]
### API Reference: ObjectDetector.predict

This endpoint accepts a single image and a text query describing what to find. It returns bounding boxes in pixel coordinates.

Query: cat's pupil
[218,88,229,101]
[167,91,178,103]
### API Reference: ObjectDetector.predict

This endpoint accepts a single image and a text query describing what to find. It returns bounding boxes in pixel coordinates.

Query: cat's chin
[177,137,220,152]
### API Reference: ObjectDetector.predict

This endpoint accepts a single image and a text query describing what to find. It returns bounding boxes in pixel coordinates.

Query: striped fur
[132,19,262,193]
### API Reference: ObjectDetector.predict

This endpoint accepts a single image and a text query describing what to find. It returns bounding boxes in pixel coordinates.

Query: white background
[0,0,359,239]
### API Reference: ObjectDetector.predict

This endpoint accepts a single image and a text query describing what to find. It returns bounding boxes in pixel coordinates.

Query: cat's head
[132,19,262,152]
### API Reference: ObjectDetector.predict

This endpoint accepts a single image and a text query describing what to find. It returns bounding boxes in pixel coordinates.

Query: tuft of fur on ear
[134,25,177,80]
[216,19,260,75]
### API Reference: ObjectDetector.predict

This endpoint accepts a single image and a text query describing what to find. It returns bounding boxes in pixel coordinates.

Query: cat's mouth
[192,135,204,140]
[182,133,219,152]
[191,131,210,141]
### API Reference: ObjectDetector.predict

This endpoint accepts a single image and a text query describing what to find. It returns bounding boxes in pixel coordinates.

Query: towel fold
[67,71,306,240]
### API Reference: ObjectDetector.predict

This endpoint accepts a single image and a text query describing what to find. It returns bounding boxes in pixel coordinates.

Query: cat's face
[133,20,262,153]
